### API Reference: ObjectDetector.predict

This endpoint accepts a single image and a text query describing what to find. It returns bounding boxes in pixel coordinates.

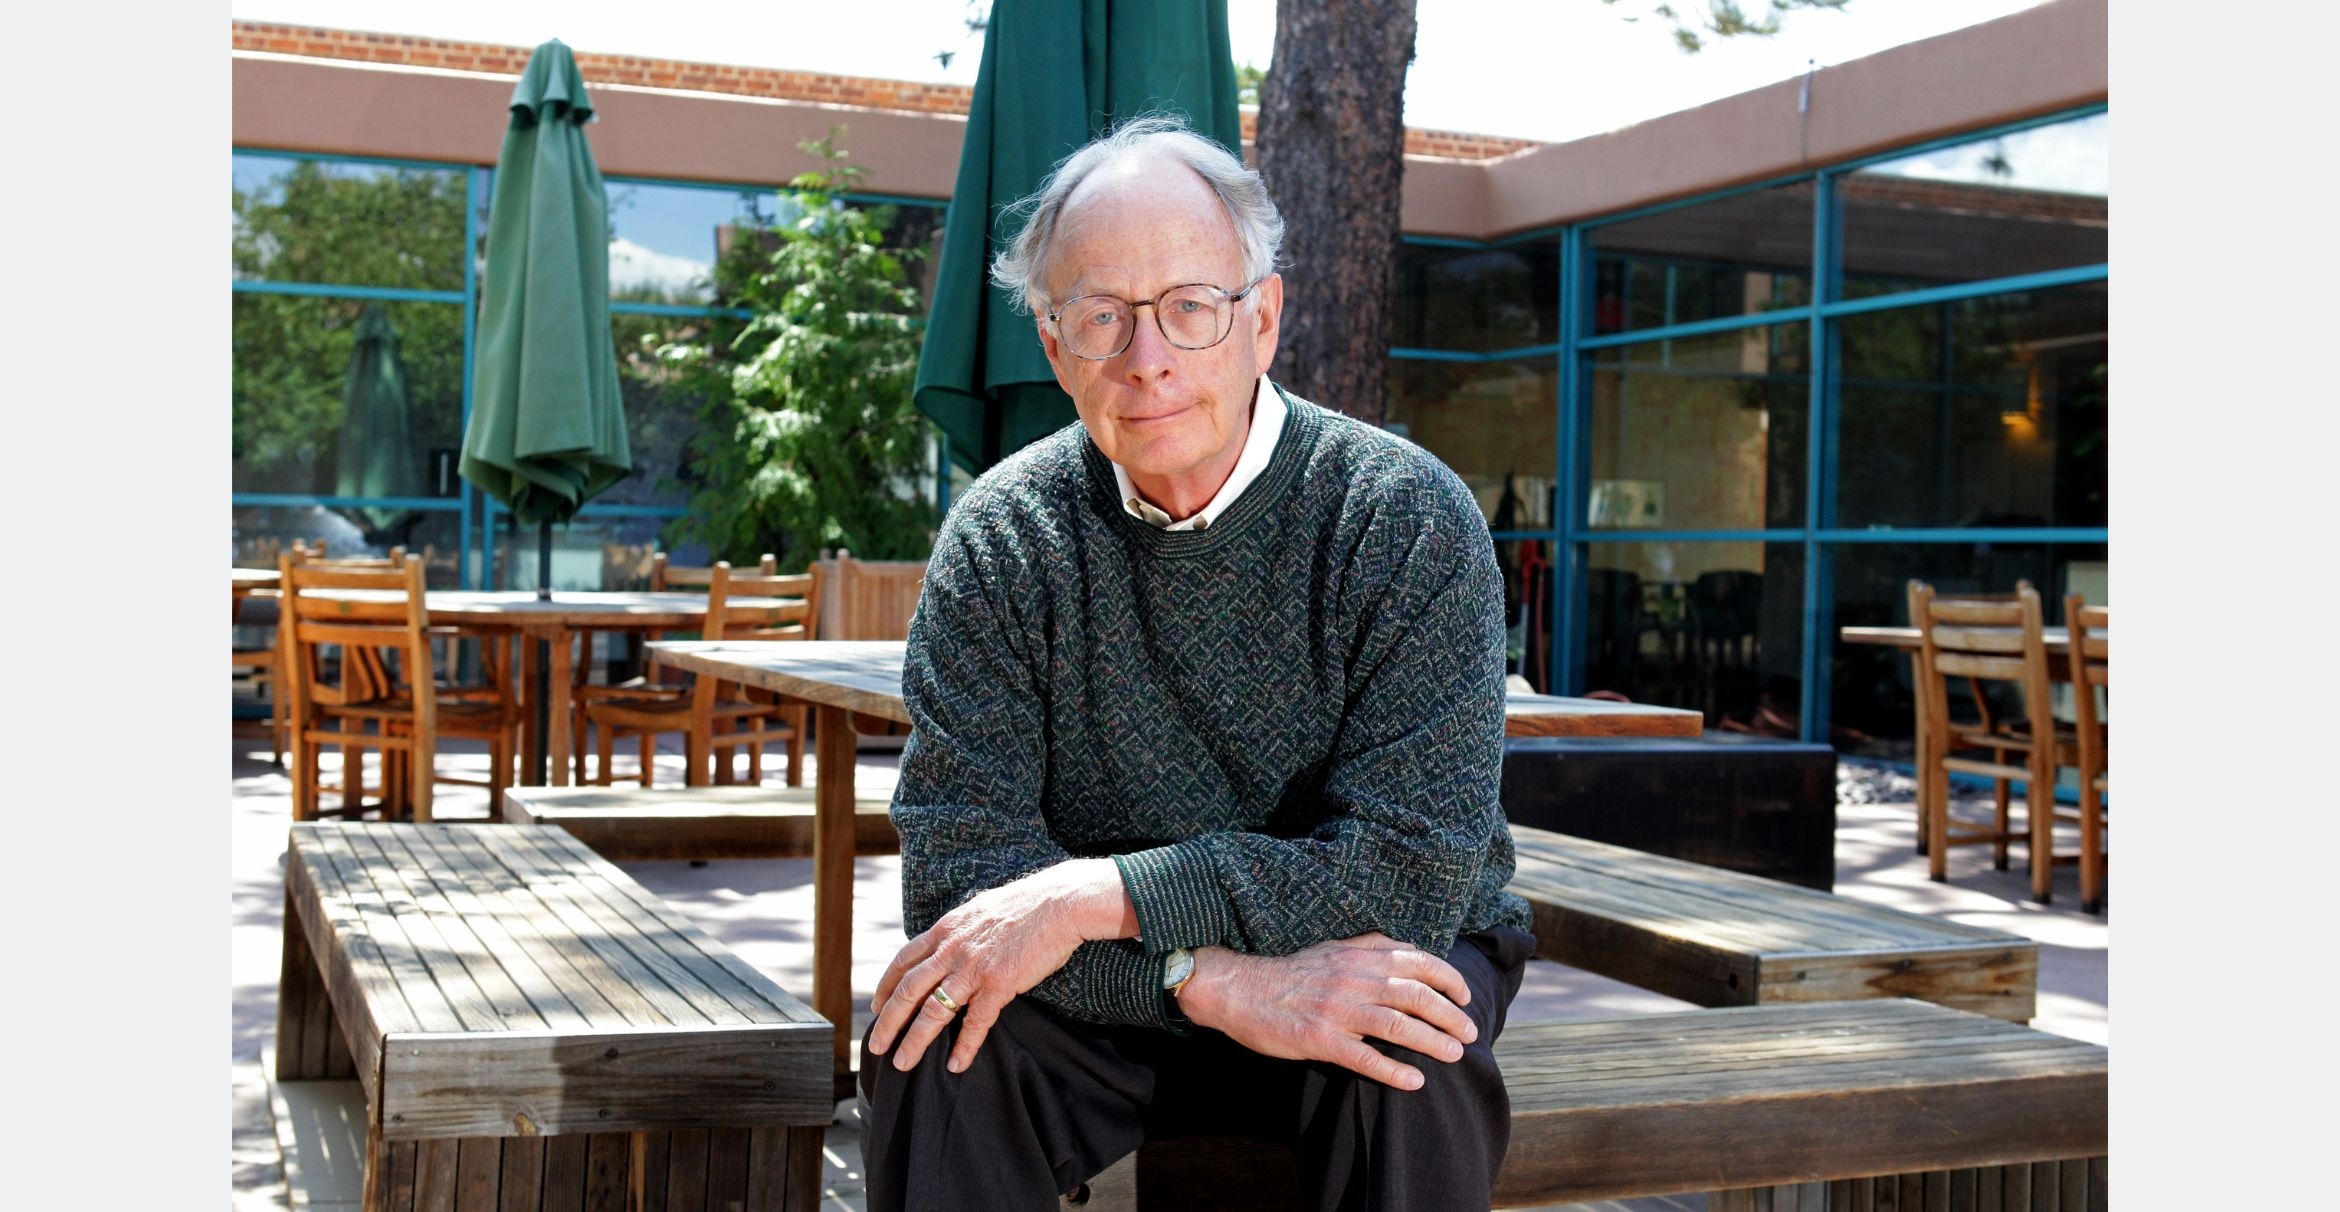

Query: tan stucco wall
[234,0,2105,233]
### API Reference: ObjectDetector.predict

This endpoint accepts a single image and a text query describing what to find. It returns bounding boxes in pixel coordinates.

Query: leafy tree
[659,134,939,571]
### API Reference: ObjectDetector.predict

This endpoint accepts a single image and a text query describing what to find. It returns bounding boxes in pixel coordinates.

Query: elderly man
[859,115,1535,1212]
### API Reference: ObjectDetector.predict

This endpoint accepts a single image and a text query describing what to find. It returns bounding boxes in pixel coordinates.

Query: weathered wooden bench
[1507,823,2039,1021]
[1078,1000,2107,1210]
[504,784,900,863]
[276,822,835,1211]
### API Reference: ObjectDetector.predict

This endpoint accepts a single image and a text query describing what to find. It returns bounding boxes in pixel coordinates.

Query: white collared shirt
[1112,378,1285,532]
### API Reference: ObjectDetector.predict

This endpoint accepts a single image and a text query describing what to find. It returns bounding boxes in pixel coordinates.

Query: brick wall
[229,20,1540,161]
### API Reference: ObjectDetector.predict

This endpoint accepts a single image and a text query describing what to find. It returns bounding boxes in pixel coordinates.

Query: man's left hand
[868,857,1136,1074]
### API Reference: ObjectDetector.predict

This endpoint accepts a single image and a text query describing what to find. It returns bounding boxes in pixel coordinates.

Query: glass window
[1391,239,1560,352]
[233,154,467,291]
[1587,182,1814,335]
[1839,112,2107,297]
[605,180,780,306]
[1835,282,2106,529]
[1386,357,1559,528]
[1498,538,1560,693]
[232,505,466,590]
[1579,540,1804,730]
[608,312,721,509]
[485,511,681,593]
[1827,540,2108,762]
[1587,324,1808,530]
[232,295,466,499]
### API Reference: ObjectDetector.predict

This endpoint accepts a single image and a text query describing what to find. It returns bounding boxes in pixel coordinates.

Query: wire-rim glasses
[1047,278,1264,361]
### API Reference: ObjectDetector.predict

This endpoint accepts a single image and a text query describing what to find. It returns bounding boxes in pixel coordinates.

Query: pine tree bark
[1254,0,1417,425]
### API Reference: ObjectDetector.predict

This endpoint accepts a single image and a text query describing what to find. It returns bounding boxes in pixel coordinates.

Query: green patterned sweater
[892,384,1532,1030]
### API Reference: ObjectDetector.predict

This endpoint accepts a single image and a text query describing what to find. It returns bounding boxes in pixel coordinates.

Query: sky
[230,0,2054,146]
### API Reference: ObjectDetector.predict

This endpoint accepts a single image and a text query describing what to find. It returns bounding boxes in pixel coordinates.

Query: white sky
[230,0,2054,145]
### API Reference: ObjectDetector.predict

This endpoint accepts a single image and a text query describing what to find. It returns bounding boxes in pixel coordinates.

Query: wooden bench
[1507,824,2039,1021]
[504,784,900,863]
[275,822,835,1211]
[1082,1000,2107,1210]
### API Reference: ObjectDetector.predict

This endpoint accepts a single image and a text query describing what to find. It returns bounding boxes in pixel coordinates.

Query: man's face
[1036,157,1283,510]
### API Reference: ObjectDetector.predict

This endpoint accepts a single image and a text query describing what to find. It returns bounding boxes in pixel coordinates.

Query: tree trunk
[1254,0,1416,425]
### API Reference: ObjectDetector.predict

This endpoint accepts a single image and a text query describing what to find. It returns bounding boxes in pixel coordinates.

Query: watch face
[1163,947,1194,989]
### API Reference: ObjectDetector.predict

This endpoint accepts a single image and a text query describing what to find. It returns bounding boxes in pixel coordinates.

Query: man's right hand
[1175,933,1477,1090]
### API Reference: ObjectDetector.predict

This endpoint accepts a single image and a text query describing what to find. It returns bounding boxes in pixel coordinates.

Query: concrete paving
[228,735,2107,1210]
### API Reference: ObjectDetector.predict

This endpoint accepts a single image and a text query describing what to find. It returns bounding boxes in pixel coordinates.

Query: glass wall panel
[1836,283,2106,529]
[233,154,467,290]
[1498,538,1559,693]
[1588,182,1814,335]
[607,312,718,508]
[1587,324,1807,530]
[485,512,683,593]
[232,295,467,500]
[1386,357,1559,528]
[1839,112,2107,296]
[1828,540,2108,762]
[1391,239,1560,352]
[1579,540,1804,730]
[607,180,782,306]
[231,505,466,590]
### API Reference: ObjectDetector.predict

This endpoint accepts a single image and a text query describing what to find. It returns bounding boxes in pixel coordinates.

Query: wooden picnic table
[646,638,1714,1090]
[275,821,833,1210]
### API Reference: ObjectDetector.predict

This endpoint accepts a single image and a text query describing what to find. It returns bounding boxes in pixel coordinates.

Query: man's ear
[1037,317,1078,394]
[1249,273,1284,377]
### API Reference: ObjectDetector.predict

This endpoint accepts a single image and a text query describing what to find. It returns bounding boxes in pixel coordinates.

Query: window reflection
[232,505,465,590]
[233,154,467,290]
[1588,324,1808,530]
[1386,357,1559,528]
[606,180,779,305]
[1840,112,2107,295]
[1391,240,1560,352]
[1579,540,1803,731]
[1498,539,1558,693]
[1588,183,1814,335]
[232,295,466,501]
[1835,283,2106,529]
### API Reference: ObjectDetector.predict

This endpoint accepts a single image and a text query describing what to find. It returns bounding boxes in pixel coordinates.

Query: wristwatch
[1161,947,1196,1035]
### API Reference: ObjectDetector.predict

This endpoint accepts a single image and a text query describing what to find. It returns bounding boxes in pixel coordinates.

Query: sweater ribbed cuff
[1113,845,1237,954]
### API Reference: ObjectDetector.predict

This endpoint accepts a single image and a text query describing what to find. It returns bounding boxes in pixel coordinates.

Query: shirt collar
[1114,378,1285,532]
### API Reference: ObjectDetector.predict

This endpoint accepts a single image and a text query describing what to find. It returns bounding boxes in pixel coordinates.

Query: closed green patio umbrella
[912,0,1241,475]
[461,38,631,782]
[461,38,632,590]
[335,303,421,539]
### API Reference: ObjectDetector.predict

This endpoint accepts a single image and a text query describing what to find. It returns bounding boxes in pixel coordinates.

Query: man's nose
[1120,304,1176,381]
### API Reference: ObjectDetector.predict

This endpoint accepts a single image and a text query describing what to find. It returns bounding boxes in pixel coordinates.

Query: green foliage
[1603,0,1852,54]
[231,161,468,501]
[1235,61,1268,108]
[659,133,939,571]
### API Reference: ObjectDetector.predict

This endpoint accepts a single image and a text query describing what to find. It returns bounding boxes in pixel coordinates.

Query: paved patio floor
[229,734,2106,1211]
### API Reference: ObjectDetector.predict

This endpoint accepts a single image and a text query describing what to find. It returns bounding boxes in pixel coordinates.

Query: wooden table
[294,590,803,787]
[233,567,281,591]
[276,822,833,1210]
[1839,624,2075,654]
[647,639,1716,1089]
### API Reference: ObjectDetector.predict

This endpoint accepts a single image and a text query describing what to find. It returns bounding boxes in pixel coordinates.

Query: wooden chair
[278,553,521,822]
[569,552,777,781]
[582,562,820,787]
[2064,594,2109,914]
[232,578,285,766]
[1908,579,2081,903]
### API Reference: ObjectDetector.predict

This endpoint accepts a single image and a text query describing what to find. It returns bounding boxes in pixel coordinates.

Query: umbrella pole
[535,518,553,784]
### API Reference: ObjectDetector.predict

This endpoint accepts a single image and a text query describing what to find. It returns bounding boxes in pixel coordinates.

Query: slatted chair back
[719,567,822,643]
[2063,594,2109,912]
[651,551,775,591]
[277,552,437,822]
[825,549,926,641]
[1908,579,2073,899]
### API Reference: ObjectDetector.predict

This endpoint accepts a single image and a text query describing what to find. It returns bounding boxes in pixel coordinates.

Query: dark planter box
[1500,733,1839,891]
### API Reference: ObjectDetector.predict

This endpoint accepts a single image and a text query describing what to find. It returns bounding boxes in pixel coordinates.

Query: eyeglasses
[1046,278,1264,361]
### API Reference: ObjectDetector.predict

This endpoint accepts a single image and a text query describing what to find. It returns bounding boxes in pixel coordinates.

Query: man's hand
[868,858,1137,1074]
[1176,933,1476,1090]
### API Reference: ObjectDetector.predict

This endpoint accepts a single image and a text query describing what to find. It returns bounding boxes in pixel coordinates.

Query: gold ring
[930,987,963,1014]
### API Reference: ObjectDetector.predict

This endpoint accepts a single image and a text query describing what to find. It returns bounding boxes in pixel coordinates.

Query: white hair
[988,115,1284,316]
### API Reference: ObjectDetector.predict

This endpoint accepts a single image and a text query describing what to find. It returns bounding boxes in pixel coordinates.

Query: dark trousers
[859,926,1535,1212]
